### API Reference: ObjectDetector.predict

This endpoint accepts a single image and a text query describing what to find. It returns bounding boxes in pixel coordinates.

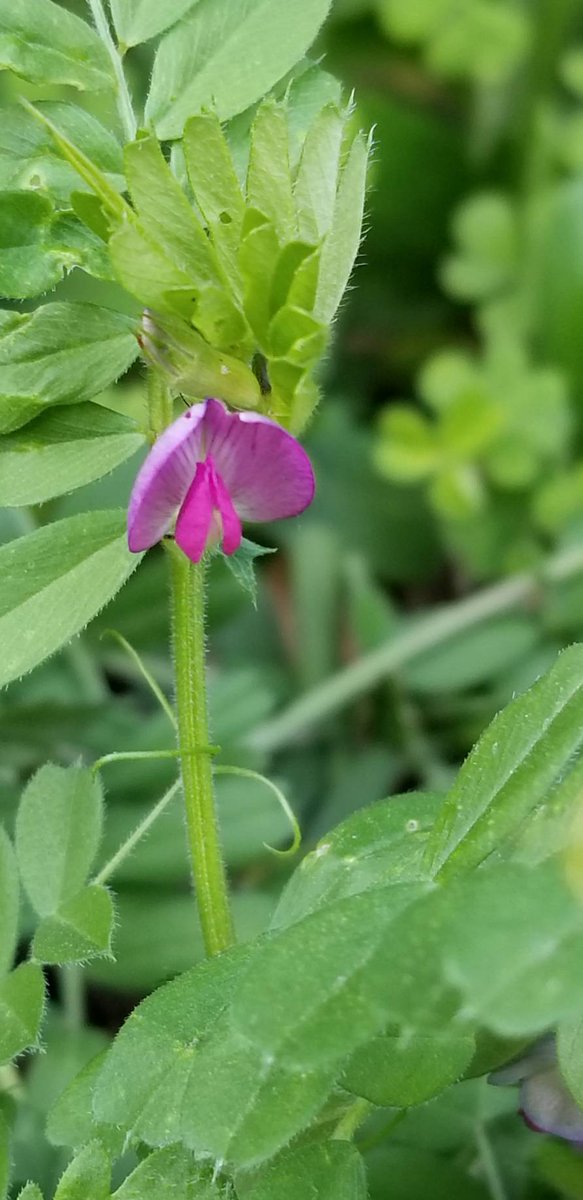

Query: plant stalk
[168,544,234,956]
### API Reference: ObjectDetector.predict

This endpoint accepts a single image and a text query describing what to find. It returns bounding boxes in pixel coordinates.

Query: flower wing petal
[175,459,214,563]
[203,399,315,522]
[521,1067,583,1142]
[127,403,207,551]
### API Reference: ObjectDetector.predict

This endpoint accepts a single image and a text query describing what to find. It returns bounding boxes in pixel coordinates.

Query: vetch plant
[3,1,583,1198]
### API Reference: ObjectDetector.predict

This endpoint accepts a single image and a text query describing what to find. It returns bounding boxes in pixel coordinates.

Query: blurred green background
[4,1,583,1195]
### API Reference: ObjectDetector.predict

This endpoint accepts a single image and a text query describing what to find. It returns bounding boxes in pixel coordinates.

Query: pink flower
[128,398,315,563]
[490,1036,583,1143]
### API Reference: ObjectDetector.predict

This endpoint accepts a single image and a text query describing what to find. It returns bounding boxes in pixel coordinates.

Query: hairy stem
[86,0,137,142]
[168,544,234,956]
[332,1098,373,1141]
[250,541,583,753]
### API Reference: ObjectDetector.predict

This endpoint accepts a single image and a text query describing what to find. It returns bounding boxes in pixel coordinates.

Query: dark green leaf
[113,1146,219,1198]
[16,765,102,917]
[220,538,275,605]
[0,0,113,91]
[53,1140,110,1200]
[240,1141,367,1200]
[0,102,123,205]
[343,1031,474,1107]
[0,962,45,1065]
[0,826,18,978]
[32,885,114,964]
[47,1050,124,1155]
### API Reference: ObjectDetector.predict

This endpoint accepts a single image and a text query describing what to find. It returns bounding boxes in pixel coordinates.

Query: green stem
[86,0,137,142]
[474,1122,508,1200]
[332,1098,373,1141]
[61,964,85,1033]
[94,779,181,886]
[168,544,234,956]
[250,542,583,753]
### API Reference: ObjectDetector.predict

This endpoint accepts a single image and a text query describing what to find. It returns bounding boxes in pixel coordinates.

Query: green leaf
[16,765,103,917]
[314,130,369,322]
[240,1141,367,1200]
[221,538,275,605]
[53,1141,110,1200]
[183,112,245,289]
[406,615,539,694]
[0,962,45,1065]
[0,304,138,436]
[16,1188,44,1200]
[0,404,144,507]
[558,1014,583,1111]
[0,102,123,205]
[0,827,18,978]
[0,0,113,91]
[272,792,440,929]
[113,1147,219,1198]
[295,103,345,242]
[32,885,114,965]
[0,191,76,300]
[47,1050,124,1155]
[93,946,253,1143]
[343,1031,474,1107]
[426,645,583,879]
[146,0,333,140]
[0,510,141,688]
[247,100,295,243]
[110,0,198,47]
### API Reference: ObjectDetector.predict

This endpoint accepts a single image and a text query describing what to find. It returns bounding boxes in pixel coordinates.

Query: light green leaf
[47,1050,124,1155]
[0,303,138,435]
[16,1188,44,1200]
[183,112,245,288]
[426,645,583,878]
[0,827,18,978]
[113,1147,219,1198]
[110,0,198,47]
[0,0,113,91]
[221,538,275,605]
[0,191,75,300]
[0,404,144,507]
[54,1141,110,1200]
[295,103,345,242]
[240,1141,367,1200]
[247,100,295,242]
[0,509,141,688]
[16,764,103,917]
[32,885,114,964]
[0,962,45,1065]
[315,130,369,322]
[272,792,440,929]
[0,102,123,204]
[239,217,280,345]
[343,1031,474,1107]
[558,1014,583,1111]
[146,0,333,140]
[93,946,253,1142]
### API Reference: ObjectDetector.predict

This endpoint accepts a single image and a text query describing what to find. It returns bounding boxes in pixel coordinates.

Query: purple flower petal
[128,403,207,551]
[200,398,315,522]
[520,1067,583,1143]
[175,458,215,563]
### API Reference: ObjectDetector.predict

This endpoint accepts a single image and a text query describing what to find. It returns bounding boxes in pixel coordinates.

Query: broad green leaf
[343,1031,474,1107]
[16,1189,44,1200]
[32,885,114,964]
[146,0,333,140]
[0,404,144,507]
[0,962,45,1065]
[113,1147,219,1198]
[16,765,103,917]
[0,509,141,688]
[183,112,245,287]
[123,136,223,292]
[220,538,275,606]
[247,100,295,242]
[440,862,583,1035]
[426,645,583,878]
[0,191,78,300]
[0,0,113,91]
[110,0,198,47]
[53,1141,110,1200]
[0,103,123,205]
[48,1050,124,1155]
[93,946,253,1141]
[272,792,440,928]
[295,103,345,241]
[0,827,18,978]
[0,304,138,435]
[240,1141,367,1200]
[315,130,370,322]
